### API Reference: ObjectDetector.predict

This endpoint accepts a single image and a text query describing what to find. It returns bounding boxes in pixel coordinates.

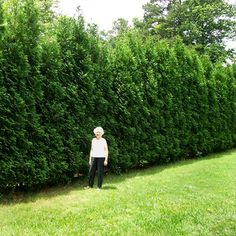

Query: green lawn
[0,150,236,236]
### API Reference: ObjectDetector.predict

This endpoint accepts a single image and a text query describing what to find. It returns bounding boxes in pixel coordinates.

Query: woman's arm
[104,141,108,166]
[89,149,92,165]
[89,140,93,165]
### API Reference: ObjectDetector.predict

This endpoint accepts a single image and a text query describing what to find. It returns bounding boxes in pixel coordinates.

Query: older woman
[85,127,108,190]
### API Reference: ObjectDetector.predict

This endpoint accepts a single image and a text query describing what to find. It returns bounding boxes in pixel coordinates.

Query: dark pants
[88,157,105,188]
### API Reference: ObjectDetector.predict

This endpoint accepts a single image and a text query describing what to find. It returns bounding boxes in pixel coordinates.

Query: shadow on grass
[0,178,86,205]
[0,148,235,205]
[102,185,118,190]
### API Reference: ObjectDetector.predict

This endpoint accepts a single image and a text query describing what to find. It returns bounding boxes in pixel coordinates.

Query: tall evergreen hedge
[0,0,235,191]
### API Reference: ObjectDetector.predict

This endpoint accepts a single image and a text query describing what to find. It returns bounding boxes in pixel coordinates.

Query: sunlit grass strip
[0,149,236,235]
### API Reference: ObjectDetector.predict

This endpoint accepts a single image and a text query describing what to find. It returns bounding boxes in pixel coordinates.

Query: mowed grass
[0,150,236,236]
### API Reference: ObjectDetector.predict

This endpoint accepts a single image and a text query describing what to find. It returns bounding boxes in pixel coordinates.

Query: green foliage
[141,0,236,62]
[103,34,235,171]
[0,0,235,191]
[0,0,46,189]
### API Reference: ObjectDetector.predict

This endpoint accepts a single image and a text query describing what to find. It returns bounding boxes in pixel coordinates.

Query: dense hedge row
[0,0,235,190]
[104,35,236,172]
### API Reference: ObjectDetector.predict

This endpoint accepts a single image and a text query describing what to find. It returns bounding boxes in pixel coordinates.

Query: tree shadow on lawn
[0,148,234,205]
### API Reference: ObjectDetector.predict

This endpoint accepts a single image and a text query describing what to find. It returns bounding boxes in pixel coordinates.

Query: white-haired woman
[86,127,108,190]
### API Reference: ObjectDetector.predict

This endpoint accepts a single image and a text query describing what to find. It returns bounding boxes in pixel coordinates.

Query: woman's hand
[104,160,108,166]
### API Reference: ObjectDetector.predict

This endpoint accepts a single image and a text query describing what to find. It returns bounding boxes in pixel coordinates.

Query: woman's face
[95,131,102,139]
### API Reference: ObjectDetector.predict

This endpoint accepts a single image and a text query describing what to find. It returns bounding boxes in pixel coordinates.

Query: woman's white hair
[93,126,104,135]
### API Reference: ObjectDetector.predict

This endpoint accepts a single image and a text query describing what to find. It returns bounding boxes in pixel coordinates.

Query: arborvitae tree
[104,30,151,170]
[210,63,236,151]
[55,15,103,176]
[0,0,46,189]
[171,38,207,157]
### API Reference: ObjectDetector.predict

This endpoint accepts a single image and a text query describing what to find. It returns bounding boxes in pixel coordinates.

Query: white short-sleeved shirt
[91,138,107,158]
